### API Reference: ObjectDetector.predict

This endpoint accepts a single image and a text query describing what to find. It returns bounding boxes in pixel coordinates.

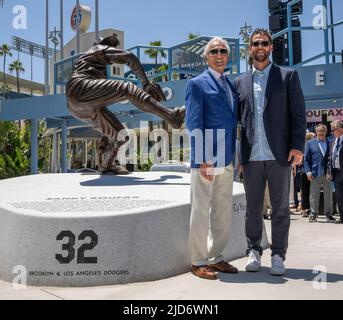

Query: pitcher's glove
[143,81,166,102]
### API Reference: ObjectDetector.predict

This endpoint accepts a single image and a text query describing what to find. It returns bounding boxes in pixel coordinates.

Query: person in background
[234,139,242,182]
[300,132,316,217]
[327,120,343,224]
[304,124,335,223]
[293,165,301,212]
[262,183,272,220]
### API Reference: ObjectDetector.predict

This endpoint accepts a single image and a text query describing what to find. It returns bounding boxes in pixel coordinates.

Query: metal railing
[271,0,343,67]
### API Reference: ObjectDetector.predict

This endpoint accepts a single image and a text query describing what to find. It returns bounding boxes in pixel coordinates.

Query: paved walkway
[1,213,342,300]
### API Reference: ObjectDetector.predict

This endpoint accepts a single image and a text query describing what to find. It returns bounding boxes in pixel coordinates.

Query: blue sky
[0,0,342,83]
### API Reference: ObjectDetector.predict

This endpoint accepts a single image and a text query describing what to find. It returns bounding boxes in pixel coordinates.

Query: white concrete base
[150,162,191,173]
[0,172,268,287]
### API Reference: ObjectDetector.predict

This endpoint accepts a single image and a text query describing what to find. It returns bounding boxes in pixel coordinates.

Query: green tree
[0,44,13,95]
[156,63,169,82]
[144,41,166,65]
[0,121,29,179]
[0,119,48,179]
[9,60,25,94]
[0,82,10,98]
[187,32,199,40]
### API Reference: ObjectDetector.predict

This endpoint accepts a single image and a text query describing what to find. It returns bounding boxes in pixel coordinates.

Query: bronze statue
[65,34,185,174]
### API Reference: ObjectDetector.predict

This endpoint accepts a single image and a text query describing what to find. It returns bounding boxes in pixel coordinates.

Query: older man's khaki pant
[189,164,234,266]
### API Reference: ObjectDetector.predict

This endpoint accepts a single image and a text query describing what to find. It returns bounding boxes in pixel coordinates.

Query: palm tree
[0,44,13,90]
[157,64,169,81]
[144,41,166,65]
[9,60,25,94]
[9,60,25,131]
[188,32,199,40]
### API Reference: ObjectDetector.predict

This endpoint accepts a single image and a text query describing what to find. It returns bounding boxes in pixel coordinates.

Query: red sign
[70,6,81,31]
[70,5,91,33]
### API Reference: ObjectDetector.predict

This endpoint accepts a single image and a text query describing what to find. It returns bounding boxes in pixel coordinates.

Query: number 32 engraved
[55,230,98,264]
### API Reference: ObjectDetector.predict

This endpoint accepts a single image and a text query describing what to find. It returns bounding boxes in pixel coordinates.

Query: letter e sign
[316,71,325,86]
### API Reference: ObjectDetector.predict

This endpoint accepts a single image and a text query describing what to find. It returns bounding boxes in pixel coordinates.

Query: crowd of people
[261,121,343,224]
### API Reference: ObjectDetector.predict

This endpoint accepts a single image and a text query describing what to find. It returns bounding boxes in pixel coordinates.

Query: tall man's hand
[288,149,303,167]
[200,162,214,182]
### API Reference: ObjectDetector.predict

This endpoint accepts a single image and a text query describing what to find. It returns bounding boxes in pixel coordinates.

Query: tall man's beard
[252,52,269,63]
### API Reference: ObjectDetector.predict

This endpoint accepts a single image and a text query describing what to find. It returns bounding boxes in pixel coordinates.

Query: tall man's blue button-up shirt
[249,63,276,161]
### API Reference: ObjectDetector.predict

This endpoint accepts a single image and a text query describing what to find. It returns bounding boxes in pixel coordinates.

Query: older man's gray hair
[203,37,230,61]
[331,120,343,129]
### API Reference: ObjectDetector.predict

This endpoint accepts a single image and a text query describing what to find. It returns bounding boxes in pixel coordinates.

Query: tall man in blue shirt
[186,37,238,280]
[234,29,306,276]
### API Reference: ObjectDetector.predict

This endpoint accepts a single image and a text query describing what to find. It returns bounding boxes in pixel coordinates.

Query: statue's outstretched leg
[124,82,185,129]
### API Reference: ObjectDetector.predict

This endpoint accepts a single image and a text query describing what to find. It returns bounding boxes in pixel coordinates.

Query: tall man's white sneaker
[245,250,261,272]
[270,255,285,276]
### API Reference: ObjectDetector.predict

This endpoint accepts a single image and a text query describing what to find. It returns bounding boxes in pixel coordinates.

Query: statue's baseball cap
[95,34,119,47]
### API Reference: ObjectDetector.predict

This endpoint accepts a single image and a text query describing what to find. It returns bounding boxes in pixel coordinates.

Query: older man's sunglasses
[252,41,270,47]
[208,48,228,55]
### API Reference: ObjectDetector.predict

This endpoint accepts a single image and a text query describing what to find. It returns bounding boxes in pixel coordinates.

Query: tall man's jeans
[243,160,291,261]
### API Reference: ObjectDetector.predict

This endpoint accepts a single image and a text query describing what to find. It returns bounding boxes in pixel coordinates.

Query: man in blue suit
[304,124,334,223]
[186,37,238,280]
[327,120,343,224]
[234,28,306,276]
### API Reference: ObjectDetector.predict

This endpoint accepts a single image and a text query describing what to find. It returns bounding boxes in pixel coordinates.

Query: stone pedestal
[150,162,191,173]
[0,172,268,287]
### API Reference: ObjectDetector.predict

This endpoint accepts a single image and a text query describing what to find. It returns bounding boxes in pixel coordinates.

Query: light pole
[76,0,80,54]
[329,0,336,63]
[95,0,99,41]
[239,22,252,71]
[59,0,64,94]
[45,0,49,95]
[29,44,33,96]
[49,27,61,63]
[60,0,64,61]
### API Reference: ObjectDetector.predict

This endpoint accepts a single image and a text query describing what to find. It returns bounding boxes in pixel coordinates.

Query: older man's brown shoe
[209,261,238,273]
[191,265,217,280]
